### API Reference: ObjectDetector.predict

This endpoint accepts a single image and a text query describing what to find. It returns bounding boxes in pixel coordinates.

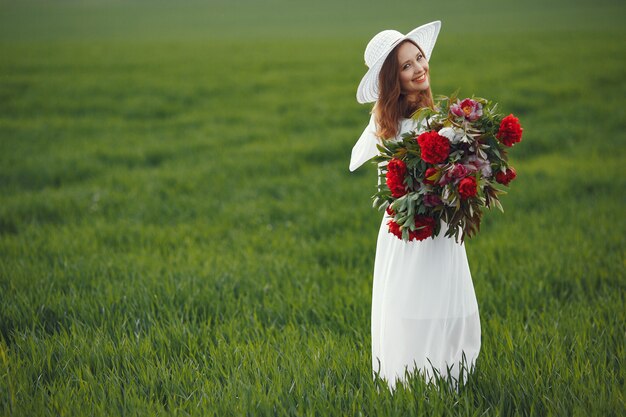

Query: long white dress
[350,114,481,389]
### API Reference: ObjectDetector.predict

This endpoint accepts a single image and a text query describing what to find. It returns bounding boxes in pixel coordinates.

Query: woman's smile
[413,73,427,83]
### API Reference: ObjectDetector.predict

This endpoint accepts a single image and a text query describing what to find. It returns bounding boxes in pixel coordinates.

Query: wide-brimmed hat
[356,21,441,104]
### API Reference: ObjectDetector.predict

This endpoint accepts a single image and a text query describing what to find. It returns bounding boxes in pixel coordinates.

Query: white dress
[350,114,481,389]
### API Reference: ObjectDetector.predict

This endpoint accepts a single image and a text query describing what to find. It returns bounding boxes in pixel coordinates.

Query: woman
[349,21,481,389]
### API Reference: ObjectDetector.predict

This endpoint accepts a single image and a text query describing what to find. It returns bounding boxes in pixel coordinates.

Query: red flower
[387,219,403,239]
[387,216,435,241]
[417,131,450,164]
[386,206,395,217]
[496,114,523,147]
[423,167,438,185]
[495,167,517,186]
[411,216,436,241]
[458,176,478,199]
[386,159,408,197]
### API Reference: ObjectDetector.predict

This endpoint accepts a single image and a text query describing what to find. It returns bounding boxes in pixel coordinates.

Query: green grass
[1,0,625,416]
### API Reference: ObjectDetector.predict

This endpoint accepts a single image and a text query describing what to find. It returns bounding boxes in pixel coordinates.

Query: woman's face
[397,41,430,96]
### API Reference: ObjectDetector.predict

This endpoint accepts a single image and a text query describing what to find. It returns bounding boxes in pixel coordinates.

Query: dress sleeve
[349,113,379,172]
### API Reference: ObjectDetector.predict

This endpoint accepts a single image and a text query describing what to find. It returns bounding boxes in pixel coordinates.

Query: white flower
[438,126,464,144]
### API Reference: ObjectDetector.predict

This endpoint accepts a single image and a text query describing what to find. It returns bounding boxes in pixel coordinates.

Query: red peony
[496,114,523,147]
[423,167,438,185]
[387,216,435,241]
[410,216,436,241]
[386,159,408,197]
[458,176,478,199]
[495,167,517,186]
[417,131,450,164]
[387,219,403,239]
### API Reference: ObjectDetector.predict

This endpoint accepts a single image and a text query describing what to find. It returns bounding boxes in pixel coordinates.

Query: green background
[1,0,624,415]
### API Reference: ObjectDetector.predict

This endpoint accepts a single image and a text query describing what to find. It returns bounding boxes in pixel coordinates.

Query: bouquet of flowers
[372,94,523,242]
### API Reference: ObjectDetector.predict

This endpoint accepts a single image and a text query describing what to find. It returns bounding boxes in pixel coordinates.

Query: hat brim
[356,21,441,104]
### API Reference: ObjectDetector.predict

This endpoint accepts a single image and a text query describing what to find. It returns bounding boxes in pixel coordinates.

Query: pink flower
[441,163,470,185]
[450,163,470,179]
[423,193,442,207]
[450,98,483,122]
[466,155,492,178]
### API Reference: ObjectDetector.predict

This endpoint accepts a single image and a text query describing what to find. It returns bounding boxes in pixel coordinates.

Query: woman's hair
[374,40,434,140]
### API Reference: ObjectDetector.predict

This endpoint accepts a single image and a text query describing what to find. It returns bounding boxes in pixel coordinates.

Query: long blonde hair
[374,40,434,140]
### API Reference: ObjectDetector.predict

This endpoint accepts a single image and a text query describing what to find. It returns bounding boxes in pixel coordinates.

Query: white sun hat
[356,21,441,104]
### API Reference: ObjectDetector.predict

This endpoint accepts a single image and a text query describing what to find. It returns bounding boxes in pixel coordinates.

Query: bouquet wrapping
[372,94,523,242]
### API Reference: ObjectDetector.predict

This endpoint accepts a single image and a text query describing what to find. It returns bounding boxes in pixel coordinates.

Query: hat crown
[364,30,403,68]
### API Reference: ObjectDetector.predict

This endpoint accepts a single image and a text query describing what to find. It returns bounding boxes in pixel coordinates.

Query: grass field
[1,0,625,415]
